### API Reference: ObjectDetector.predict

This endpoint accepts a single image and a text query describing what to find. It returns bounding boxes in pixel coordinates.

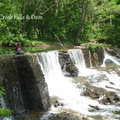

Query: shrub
[87,43,102,51]
[0,108,13,117]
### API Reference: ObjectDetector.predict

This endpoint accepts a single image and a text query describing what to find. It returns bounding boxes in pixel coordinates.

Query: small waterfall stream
[37,49,120,120]
[68,49,86,69]
[88,51,92,68]
[101,48,120,67]
[0,97,15,120]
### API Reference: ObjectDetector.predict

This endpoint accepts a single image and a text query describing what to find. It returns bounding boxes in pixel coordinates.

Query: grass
[0,39,73,54]
[0,46,73,55]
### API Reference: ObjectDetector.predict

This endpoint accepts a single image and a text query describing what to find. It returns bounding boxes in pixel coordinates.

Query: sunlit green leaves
[0,86,13,117]
[0,86,5,98]
[0,0,120,46]
[0,108,13,117]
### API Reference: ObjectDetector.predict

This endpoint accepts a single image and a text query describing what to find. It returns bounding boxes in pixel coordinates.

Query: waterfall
[0,97,15,120]
[37,50,101,115]
[37,51,81,99]
[13,84,25,113]
[37,51,63,83]
[37,51,67,97]
[101,48,120,67]
[1,97,6,108]
[37,49,120,119]
[68,49,97,76]
[68,49,86,75]
[88,51,92,68]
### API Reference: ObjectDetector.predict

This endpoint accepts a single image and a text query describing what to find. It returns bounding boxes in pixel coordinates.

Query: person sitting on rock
[15,43,24,54]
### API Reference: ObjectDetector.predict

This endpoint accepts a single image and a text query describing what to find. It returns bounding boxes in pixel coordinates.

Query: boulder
[66,62,79,77]
[81,83,120,105]
[59,50,79,77]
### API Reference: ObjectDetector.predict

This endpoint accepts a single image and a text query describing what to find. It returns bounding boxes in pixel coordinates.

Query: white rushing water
[0,97,15,120]
[101,48,120,67]
[37,49,120,119]
[37,51,100,115]
[68,49,86,69]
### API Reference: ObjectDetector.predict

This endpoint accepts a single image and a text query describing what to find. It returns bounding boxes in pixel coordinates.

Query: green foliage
[0,86,13,117]
[0,48,14,54]
[0,0,120,47]
[0,108,13,117]
[0,86,5,98]
[87,43,102,51]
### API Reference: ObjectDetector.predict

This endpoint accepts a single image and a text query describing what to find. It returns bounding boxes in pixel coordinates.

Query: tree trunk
[75,0,87,44]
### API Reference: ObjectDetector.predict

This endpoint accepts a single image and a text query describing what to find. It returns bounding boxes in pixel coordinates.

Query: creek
[1,48,120,120]
[37,48,120,120]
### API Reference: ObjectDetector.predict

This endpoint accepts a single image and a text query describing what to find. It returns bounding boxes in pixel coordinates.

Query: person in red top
[15,43,24,54]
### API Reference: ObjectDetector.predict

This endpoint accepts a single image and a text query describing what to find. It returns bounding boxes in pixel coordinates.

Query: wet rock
[96,48,105,66]
[59,50,69,70]
[50,97,64,108]
[81,83,120,105]
[82,49,91,68]
[66,62,79,77]
[105,59,116,66]
[14,111,44,120]
[110,82,114,85]
[59,50,79,77]
[89,105,99,110]
[100,117,108,120]
[89,105,99,112]
[40,112,93,120]
[112,110,120,114]
[99,97,113,105]
[105,47,120,58]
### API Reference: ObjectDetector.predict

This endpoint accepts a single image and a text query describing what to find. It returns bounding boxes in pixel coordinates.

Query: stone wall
[59,50,79,77]
[82,48,104,67]
[0,54,51,114]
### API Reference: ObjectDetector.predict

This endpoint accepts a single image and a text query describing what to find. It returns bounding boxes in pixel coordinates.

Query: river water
[37,49,120,120]
[1,48,120,120]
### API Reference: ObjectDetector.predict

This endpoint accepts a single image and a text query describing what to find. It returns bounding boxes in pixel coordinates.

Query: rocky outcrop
[82,48,104,67]
[105,47,120,58]
[58,47,105,76]
[74,44,105,67]
[0,54,51,115]
[81,83,120,106]
[82,49,91,68]
[59,50,79,77]
[40,112,93,120]
[65,62,79,77]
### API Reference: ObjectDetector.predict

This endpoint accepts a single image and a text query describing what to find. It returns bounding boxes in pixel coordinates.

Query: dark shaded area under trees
[0,0,120,47]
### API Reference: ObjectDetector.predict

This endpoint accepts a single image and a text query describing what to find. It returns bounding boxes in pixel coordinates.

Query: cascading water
[0,97,15,120]
[37,51,86,108]
[0,77,24,120]
[68,49,86,69]
[101,48,120,67]
[68,49,98,76]
[88,51,92,68]
[37,49,120,120]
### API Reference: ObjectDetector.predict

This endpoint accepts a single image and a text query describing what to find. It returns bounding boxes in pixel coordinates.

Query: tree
[85,0,120,46]
[76,0,88,44]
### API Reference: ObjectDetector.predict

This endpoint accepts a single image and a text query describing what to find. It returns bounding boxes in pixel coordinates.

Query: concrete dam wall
[0,54,51,114]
